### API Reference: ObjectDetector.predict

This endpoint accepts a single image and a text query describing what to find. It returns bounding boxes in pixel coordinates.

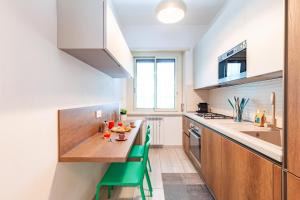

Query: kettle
[197,103,209,113]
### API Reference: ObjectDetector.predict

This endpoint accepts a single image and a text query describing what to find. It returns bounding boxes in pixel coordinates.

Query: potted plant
[120,108,127,122]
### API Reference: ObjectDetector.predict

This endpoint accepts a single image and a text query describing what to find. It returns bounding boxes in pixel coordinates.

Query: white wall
[194,0,284,88]
[127,116,182,146]
[0,1,126,199]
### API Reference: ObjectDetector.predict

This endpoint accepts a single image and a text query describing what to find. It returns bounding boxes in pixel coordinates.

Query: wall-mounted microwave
[218,41,247,84]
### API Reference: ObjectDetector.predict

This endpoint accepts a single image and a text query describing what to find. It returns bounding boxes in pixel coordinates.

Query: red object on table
[118,122,123,127]
[108,121,115,129]
[103,131,111,139]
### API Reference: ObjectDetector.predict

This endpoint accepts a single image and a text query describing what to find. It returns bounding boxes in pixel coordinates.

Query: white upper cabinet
[57,0,133,78]
[193,0,284,89]
[243,0,284,78]
[105,4,133,77]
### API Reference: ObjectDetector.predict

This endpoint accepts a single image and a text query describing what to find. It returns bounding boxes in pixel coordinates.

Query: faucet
[270,91,277,128]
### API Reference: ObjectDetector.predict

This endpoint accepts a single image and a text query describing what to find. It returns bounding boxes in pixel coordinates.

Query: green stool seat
[128,145,144,158]
[128,126,152,171]
[100,162,143,186]
[96,138,152,200]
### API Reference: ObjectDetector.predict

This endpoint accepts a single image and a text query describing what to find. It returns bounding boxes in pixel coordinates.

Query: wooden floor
[98,146,200,200]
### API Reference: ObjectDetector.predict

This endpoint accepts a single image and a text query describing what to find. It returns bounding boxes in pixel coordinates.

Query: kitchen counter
[184,112,282,162]
[60,120,143,163]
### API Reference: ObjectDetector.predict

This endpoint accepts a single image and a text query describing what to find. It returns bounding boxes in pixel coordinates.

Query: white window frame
[133,56,179,112]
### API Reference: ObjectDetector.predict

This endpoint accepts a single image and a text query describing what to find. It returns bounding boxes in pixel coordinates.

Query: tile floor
[98,147,205,200]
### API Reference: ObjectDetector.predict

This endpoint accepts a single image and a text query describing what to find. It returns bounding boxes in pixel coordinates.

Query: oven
[189,123,202,162]
[218,41,247,84]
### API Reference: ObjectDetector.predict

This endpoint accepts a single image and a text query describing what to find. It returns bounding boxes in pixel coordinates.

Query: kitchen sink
[241,129,282,147]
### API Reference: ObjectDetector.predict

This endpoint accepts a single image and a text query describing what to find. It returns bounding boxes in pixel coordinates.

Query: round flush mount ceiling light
[156,0,187,24]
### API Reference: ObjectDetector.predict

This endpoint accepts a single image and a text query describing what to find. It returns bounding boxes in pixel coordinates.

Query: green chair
[95,138,153,200]
[128,125,152,172]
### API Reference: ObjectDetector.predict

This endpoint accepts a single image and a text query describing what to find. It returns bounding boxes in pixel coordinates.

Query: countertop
[184,112,282,162]
[60,120,143,163]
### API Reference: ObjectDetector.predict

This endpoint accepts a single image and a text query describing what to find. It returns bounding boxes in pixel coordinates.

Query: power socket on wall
[96,110,102,118]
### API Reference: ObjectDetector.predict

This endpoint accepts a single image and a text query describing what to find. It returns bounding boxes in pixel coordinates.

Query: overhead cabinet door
[104,2,133,77]
[57,0,133,78]
[193,0,284,89]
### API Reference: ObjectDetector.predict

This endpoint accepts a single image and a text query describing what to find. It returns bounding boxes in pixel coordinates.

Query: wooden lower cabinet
[182,116,190,155]
[182,132,189,154]
[221,138,274,200]
[182,116,189,134]
[182,117,283,200]
[273,165,282,200]
[287,172,300,200]
[201,127,222,199]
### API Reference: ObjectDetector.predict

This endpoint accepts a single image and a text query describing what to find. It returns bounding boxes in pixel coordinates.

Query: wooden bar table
[59,120,143,163]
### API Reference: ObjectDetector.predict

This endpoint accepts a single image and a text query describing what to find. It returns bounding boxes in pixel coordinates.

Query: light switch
[96,110,102,118]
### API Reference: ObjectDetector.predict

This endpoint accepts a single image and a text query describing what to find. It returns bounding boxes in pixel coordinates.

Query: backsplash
[184,84,209,112]
[208,78,284,128]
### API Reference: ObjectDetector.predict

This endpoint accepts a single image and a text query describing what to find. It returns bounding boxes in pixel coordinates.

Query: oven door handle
[188,129,201,139]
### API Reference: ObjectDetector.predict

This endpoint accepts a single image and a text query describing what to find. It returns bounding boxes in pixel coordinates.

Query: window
[134,58,177,111]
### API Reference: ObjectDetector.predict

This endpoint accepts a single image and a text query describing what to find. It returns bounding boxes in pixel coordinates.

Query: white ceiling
[111,0,225,26]
[111,0,226,51]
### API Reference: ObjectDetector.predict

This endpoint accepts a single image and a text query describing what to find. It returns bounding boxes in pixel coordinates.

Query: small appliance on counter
[197,103,209,113]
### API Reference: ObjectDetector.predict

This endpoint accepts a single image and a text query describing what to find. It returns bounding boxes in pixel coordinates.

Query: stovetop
[196,112,233,119]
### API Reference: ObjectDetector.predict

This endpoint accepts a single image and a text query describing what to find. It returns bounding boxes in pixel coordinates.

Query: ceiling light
[156,0,187,24]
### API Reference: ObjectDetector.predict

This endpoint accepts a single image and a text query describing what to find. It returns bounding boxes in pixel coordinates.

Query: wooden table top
[60,120,143,163]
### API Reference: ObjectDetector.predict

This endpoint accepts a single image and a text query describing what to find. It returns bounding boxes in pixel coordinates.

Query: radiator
[145,117,164,145]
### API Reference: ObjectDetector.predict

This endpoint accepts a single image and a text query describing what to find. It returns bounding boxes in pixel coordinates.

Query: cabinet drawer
[287,172,300,200]
[201,127,221,199]
[221,137,273,200]
[182,116,189,134]
[182,132,190,155]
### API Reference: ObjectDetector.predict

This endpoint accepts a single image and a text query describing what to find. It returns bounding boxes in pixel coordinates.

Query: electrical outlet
[96,110,102,118]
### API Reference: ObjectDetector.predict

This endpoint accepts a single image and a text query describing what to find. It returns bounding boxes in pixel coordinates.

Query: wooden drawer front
[183,132,190,154]
[182,116,189,134]
[221,138,273,200]
[287,172,300,200]
[273,165,282,200]
[201,128,222,199]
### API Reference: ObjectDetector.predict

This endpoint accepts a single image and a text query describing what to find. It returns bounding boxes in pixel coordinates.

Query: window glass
[135,58,176,110]
[136,59,155,109]
[156,59,175,109]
